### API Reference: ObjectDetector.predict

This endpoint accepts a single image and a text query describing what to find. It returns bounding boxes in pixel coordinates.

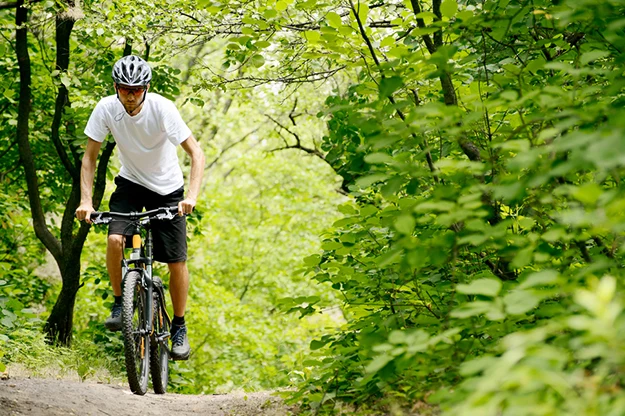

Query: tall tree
[13,0,115,345]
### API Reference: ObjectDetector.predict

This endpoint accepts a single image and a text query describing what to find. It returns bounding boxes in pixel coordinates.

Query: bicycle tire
[150,291,169,394]
[122,270,150,395]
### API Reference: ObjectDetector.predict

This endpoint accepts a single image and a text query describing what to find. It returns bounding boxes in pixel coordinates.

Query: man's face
[115,83,148,114]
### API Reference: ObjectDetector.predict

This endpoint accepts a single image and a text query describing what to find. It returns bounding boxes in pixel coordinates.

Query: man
[75,55,205,361]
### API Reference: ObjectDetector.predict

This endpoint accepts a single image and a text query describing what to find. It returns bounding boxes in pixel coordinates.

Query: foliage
[167,134,347,393]
[216,0,625,414]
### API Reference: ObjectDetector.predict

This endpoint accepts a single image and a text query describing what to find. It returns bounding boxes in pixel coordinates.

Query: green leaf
[364,153,393,164]
[303,254,321,267]
[326,12,342,28]
[572,183,603,205]
[360,205,378,217]
[456,279,502,297]
[188,97,204,107]
[355,174,389,188]
[517,217,536,230]
[366,353,393,373]
[519,270,558,289]
[351,3,369,23]
[451,300,499,319]
[321,241,342,250]
[310,339,330,350]
[541,228,568,242]
[60,73,71,88]
[275,1,288,12]
[250,54,265,68]
[459,356,497,376]
[377,248,403,267]
[263,9,277,18]
[504,290,540,315]
[304,31,321,43]
[511,246,534,269]
[378,76,403,97]
[440,0,458,18]
[255,40,271,49]
[337,203,358,215]
[456,9,473,21]
[394,215,415,234]
[580,50,610,65]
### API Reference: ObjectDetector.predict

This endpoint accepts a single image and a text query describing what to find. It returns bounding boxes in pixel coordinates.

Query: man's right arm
[75,138,103,223]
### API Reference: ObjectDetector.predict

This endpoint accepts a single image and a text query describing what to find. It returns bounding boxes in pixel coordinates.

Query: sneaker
[170,325,190,361]
[104,303,122,331]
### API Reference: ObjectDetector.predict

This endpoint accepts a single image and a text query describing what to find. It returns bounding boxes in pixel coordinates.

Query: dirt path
[0,377,293,416]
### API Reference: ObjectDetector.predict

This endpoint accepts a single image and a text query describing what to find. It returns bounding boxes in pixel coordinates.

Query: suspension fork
[123,224,155,333]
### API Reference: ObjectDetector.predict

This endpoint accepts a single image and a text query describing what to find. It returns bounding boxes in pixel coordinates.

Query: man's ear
[146,83,150,91]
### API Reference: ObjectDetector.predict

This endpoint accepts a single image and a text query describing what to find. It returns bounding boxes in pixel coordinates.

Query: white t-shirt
[84,93,192,195]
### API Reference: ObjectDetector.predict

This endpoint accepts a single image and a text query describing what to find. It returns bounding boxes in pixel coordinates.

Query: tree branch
[350,0,439,182]
[409,0,436,53]
[432,0,443,47]
[15,0,63,262]
[206,127,260,170]
[50,14,77,180]
[214,66,346,88]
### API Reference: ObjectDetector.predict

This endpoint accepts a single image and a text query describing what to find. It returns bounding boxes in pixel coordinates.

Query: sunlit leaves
[440,0,458,18]
[285,0,625,411]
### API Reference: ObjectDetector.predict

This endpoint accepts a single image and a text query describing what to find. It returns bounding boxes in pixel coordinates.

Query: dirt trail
[0,377,292,416]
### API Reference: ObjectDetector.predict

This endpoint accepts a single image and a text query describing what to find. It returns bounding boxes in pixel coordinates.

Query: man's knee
[168,262,188,278]
[107,234,125,250]
[167,261,187,271]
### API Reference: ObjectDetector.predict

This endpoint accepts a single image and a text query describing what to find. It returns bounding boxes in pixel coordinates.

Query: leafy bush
[287,0,625,413]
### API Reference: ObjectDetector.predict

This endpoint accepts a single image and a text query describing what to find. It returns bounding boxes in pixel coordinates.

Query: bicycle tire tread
[150,292,169,394]
[122,270,149,395]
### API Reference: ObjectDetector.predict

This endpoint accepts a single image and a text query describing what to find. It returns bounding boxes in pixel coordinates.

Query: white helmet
[112,55,152,86]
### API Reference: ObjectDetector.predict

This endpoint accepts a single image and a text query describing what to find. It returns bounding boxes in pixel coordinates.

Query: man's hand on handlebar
[178,198,196,216]
[76,203,95,224]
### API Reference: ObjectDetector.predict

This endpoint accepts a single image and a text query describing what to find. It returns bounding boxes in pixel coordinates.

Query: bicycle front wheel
[122,270,150,395]
[150,290,170,394]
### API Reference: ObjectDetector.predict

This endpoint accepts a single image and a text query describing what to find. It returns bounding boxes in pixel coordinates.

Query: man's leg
[168,261,189,317]
[104,176,144,331]
[104,234,125,331]
[167,261,191,360]
[107,234,125,296]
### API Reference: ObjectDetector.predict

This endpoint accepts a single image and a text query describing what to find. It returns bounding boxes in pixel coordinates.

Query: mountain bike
[90,206,178,395]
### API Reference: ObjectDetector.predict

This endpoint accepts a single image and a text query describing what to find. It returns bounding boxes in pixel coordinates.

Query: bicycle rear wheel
[150,289,170,394]
[122,270,150,395]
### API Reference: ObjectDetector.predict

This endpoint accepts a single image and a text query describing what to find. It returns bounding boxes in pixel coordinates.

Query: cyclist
[75,55,205,361]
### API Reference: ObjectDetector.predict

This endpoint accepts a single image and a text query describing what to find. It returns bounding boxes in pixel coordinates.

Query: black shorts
[108,176,187,263]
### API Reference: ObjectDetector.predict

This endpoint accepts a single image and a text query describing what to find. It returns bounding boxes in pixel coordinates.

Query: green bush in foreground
[285,0,625,414]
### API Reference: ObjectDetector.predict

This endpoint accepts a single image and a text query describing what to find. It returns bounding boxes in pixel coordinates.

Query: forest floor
[0,376,293,416]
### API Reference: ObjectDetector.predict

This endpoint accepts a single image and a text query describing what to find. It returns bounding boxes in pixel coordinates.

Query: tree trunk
[44,258,81,345]
[14,4,116,345]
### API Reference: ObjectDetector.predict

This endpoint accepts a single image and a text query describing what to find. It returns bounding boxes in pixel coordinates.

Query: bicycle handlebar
[89,206,180,225]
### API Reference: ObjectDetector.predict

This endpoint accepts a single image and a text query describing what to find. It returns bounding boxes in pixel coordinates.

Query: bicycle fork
[122,231,154,349]
[122,227,171,355]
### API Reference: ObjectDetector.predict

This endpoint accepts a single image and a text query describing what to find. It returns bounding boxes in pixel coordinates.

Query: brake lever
[91,213,112,225]
[156,210,176,221]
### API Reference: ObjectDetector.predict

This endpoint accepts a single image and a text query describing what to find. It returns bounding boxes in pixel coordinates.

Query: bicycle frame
[89,206,177,394]
[122,219,156,346]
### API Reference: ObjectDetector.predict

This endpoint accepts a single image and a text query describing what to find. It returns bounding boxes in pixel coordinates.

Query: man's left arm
[179,134,205,215]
